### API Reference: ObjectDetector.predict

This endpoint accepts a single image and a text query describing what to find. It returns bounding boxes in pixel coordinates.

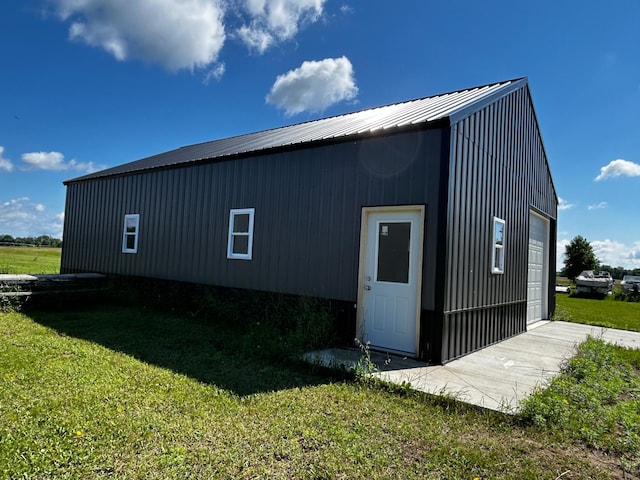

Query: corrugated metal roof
[66,78,526,183]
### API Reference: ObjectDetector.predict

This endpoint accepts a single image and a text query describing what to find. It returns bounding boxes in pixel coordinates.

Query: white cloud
[594,158,640,181]
[587,201,608,210]
[237,0,325,53]
[591,239,640,269]
[557,237,640,270]
[21,151,104,173]
[47,1,332,78]
[266,56,358,115]
[203,62,226,84]
[48,212,65,239]
[0,146,14,172]
[236,24,274,53]
[557,197,575,211]
[52,0,226,71]
[0,198,63,238]
[340,4,354,14]
[21,151,66,170]
[556,237,571,266]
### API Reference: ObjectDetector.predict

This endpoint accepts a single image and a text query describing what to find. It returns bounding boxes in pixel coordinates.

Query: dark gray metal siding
[62,129,445,307]
[436,85,557,362]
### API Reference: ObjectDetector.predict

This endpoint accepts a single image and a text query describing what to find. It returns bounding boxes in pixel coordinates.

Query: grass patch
[0,246,61,274]
[1,304,636,478]
[24,304,333,396]
[518,337,640,473]
[554,293,640,332]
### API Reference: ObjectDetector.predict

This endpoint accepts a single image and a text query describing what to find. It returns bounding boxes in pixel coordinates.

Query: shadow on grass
[570,292,609,300]
[26,299,342,397]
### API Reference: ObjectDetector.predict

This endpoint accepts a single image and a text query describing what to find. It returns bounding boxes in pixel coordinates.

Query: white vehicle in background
[621,275,640,296]
[574,270,614,295]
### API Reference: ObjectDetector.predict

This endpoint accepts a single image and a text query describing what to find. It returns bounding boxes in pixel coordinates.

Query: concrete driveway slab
[304,321,640,413]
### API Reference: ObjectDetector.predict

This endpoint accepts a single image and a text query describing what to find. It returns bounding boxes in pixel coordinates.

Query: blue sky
[1,1,639,269]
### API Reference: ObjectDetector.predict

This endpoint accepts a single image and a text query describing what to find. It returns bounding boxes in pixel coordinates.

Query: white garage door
[527,212,549,325]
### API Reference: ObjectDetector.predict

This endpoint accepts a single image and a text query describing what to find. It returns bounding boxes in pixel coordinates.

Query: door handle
[364,285,371,290]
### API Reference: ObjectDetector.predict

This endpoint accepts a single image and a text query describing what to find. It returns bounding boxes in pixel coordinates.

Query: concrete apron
[304,321,640,413]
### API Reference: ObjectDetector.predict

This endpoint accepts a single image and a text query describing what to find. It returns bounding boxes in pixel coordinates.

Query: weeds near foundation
[242,295,335,363]
[0,285,23,313]
[352,338,378,380]
[113,278,336,365]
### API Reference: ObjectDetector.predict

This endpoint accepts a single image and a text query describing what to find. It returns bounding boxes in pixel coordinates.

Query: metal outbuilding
[62,77,558,364]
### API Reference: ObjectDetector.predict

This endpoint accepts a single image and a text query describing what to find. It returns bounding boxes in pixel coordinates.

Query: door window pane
[376,222,411,283]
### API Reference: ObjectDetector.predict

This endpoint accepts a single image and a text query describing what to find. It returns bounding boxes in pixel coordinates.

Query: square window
[122,214,140,254]
[491,217,505,274]
[227,208,254,260]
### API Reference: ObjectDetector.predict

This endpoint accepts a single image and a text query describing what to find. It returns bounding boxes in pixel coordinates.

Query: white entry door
[527,212,549,325]
[361,209,422,355]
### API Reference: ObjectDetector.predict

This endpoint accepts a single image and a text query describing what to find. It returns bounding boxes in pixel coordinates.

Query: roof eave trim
[62,119,450,185]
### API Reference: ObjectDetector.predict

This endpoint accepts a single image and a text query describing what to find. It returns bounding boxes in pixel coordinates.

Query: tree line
[561,235,640,280]
[0,234,62,248]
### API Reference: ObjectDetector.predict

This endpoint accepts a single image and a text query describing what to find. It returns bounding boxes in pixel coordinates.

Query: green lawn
[1,304,639,479]
[0,246,61,274]
[1,257,639,477]
[554,293,640,332]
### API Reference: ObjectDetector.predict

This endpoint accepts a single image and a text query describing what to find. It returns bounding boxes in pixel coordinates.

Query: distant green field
[0,246,61,274]
[554,292,640,332]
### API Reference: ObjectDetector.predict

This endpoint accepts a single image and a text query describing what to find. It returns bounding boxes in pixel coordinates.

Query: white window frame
[227,208,255,260]
[122,214,140,254]
[491,216,505,274]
